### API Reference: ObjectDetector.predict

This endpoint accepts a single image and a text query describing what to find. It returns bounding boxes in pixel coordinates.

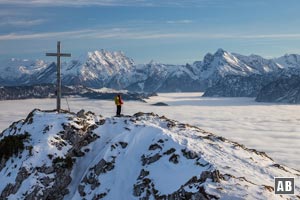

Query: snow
[89,87,128,93]
[67,111,299,199]
[2,49,300,92]
[0,93,299,173]
[196,49,295,80]
[0,58,48,79]
[275,54,300,68]
[0,110,75,199]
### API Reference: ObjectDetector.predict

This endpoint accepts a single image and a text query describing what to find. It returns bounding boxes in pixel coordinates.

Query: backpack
[114,96,119,105]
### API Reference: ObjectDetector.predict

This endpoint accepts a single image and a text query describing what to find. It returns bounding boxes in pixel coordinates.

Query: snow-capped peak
[0,58,48,79]
[214,48,227,56]
[86,49,135,69]
[212,48,240,65]
[59,49,136,87]
[195,49,254,79]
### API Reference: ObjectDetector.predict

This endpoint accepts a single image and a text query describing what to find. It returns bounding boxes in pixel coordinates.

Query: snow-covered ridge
[0,58,48,80]
[0,109,299,199]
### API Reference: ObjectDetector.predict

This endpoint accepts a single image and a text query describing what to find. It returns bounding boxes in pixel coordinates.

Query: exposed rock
[148,143,162,151]
[200,170,222,183]
[82,173,100,190]
[141,153,161,166]
[119,141,128,149]
[272,164,289,172]
[93,159,115,175]
[1,167,29,199]
[151,102,168,106]
[169,154,180,164]
[181,149,198,159]
[133,178,151,197]
[78,184,86,197]
[92,192,107,200]
[77,109,86,119]
[138,169,150,180]
[163,148,176,155]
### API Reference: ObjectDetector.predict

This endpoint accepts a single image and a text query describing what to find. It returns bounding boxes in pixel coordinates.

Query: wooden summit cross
[46,41,71,112]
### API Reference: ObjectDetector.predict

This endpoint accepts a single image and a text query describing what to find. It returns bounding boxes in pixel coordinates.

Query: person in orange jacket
[114,94,123,116]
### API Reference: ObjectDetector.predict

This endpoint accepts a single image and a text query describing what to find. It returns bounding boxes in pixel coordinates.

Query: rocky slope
[203,67,300,98]
[202,74,273,97]
[256,75,300,104]
[0,109,299,199]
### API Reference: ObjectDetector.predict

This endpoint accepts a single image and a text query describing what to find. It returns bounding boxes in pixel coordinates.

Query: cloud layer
[0,0,220,7]
[1,27,300,41]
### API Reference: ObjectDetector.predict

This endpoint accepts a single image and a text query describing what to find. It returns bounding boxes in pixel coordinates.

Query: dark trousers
[116,105,121,116]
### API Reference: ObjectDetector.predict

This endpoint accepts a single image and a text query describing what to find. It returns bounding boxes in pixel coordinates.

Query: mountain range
[0,84,154,101]
[1,109,299,199]
[1,49,300,103]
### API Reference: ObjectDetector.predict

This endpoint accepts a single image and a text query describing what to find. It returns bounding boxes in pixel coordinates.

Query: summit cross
[46,41,71,112]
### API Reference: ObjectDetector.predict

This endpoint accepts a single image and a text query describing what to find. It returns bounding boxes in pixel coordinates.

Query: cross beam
[46,41,71,112]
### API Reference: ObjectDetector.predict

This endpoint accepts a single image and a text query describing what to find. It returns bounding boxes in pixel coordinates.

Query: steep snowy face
[65,50,134,79]
[1,110,299,200]
[193,48,293,81]
[194,49,259,79]
[0,58,48,80]
[62,50,135,87]
[233,53,282,73]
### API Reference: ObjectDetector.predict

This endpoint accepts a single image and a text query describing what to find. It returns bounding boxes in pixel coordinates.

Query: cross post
[46,41,71,112]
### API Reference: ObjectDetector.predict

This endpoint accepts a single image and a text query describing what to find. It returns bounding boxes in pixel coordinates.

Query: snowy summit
[0,109,299,199]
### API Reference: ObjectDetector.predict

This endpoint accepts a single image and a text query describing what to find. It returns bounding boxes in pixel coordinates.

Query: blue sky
[1,0,300,64]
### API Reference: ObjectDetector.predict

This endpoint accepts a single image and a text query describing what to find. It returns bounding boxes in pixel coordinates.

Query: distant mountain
[62,50,135,88]
[125,62,202,92]
[203,67,300,98]
[0,50,203,92]
[202,51,300,97]
[202,74,275,97]
[256,75,300,104]
[1,109,299,199]
[1,49,300,93]
[0,58,48,86]
[0,84,154,101]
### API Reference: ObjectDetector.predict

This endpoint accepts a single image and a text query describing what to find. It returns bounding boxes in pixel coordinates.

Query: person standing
[114,94,123,116]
